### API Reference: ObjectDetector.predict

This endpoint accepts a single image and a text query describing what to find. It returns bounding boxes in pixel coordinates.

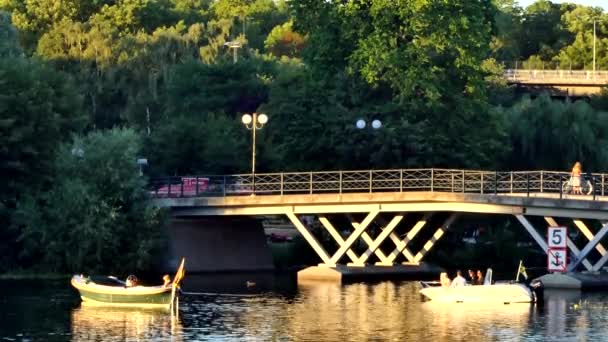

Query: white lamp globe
[242,114,252,125]
[257,113,268,124]
[356,119,366,129]
[372,119,382,129]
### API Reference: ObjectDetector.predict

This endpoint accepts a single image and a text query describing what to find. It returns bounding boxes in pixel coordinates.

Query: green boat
[71,258,185,309]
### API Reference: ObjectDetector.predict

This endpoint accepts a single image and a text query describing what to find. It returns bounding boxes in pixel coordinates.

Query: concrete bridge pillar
[165,217,274,273]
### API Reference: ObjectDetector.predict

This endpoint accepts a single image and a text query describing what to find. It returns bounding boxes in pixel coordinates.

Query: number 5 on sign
[548,226,567,248]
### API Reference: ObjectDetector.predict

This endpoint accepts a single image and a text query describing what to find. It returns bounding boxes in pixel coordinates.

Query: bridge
[504,69,608,96]
[152,168,608,280]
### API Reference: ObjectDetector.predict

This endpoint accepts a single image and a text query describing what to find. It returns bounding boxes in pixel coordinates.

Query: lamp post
[224,41,242,64]
[242,113,268,195]
[592,19,607,72]
[137,158,148,176]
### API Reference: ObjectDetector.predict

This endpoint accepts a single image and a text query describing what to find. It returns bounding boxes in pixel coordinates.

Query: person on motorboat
[476,270,484,285]
[440,272,451,287]
[450,270,467,287]
[467,269,476,284]
[125,274,139,287]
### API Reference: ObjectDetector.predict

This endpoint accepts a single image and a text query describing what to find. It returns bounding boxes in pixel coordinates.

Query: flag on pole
[518,260,528,280]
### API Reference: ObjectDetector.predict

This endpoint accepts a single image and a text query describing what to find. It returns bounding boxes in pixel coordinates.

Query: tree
[13,128,167,273]
[0,57,85,271]
[504,94,608,171]
[264,21,306,59]
[518,0,573,64]
[0,11,21,57]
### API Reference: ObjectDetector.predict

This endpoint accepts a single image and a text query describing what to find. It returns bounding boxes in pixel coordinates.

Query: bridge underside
[162,191,608,279]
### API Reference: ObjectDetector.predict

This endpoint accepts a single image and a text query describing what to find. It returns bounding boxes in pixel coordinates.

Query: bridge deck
[151,169,608,219]
[505,69,608,86]
[157,191,608,219]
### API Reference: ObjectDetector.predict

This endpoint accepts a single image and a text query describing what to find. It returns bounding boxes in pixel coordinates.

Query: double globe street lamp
[242,113,269,194]
[356,118,382,130]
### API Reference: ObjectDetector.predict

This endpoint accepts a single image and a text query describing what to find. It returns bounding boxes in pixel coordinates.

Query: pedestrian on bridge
[571,161,582,194]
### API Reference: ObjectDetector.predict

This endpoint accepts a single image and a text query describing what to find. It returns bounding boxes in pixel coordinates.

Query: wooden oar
[108,276,126,286]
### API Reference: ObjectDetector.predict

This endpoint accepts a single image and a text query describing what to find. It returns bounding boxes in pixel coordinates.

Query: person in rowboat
[125,275,139,287]
[163,274,171,287]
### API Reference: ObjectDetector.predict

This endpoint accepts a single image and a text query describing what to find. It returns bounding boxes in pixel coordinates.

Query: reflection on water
[71,306,182,341]
[3,276,608,340]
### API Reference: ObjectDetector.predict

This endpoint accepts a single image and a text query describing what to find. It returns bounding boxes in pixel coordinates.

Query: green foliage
[264,21,305,59]
[504,94,608,170]
[13,128,167,273]
[165,58,270,116]
[146,114,248,175]
[0,56,85,272]
[0,57,85,203]
[0,11,21,57]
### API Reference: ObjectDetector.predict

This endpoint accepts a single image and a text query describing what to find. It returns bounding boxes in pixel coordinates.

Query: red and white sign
[547,248,568,272]
[547,226,568,272]
[548,226,567,249]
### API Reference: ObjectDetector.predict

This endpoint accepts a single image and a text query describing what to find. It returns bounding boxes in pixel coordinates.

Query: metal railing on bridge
[149,169,608,200]
[504,69,608,85]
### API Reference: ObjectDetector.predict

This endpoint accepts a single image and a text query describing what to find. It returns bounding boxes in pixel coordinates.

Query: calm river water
[1,273,608,341]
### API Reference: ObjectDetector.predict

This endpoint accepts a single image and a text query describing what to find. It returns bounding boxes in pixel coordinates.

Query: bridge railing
[148,169,608,200]
[504,69,608,84]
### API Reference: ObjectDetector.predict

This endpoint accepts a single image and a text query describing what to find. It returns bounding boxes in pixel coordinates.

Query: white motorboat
[419,282,534,304]
[419,268,540,304]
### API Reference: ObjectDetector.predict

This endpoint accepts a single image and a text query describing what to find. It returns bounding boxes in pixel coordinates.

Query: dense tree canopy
[1,0,608,273]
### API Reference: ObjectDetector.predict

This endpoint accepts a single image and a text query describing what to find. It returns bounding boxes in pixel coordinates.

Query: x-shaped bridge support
[286,211,457,267]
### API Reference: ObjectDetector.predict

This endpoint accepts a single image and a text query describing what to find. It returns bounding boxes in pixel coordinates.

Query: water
[1,274,608,341]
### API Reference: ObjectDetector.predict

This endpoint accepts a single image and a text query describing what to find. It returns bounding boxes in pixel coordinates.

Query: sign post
[547,226,568,273]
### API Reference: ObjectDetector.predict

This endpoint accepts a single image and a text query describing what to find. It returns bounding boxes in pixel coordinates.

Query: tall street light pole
[594,20,597,72]
[224,41,242,64]
[242,113,268,195]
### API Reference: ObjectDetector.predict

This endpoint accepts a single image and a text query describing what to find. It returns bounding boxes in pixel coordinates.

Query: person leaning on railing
[571,161,582,194]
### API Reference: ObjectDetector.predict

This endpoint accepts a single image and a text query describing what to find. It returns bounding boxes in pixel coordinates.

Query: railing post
[196,176,199,196]
[510,172,513,193]
[310,172,313,195]
[540,171,543,193]
[559,175,563,200]
[480,172,484,194]
[494,171,498,195]
[369,170,373,193]
[223,175,226,197]
[430,169,434,192]
[451,173,455,192]
[400,169,403,192]
[180,177,184,197]
[526,173,530,197]
[603,174,605,197]
[280,173,284,196]
[339,171,342,194]
[593,174,597,201]
[462,170,465,193]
